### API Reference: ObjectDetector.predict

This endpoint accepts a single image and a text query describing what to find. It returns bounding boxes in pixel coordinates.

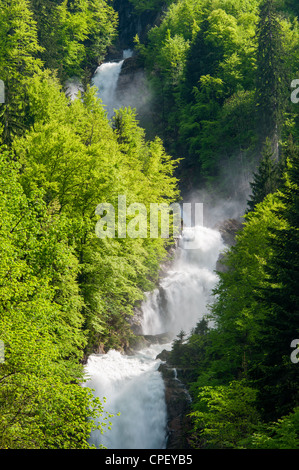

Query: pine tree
[247,138,282,212]
[251,138,299,421]
[255,0,288,158]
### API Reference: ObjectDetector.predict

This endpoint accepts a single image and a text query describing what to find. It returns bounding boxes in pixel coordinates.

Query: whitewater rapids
[84,225,224,449]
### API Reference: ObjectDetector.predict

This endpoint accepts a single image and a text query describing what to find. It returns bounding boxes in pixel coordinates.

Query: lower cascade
[84,225,224,449]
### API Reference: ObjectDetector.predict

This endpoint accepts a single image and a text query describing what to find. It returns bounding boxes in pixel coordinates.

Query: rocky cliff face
[216,218,243,247]
[157,356,192,449]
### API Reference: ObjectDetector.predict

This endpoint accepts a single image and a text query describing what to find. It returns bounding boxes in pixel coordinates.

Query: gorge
[84,50,228,446]
[1,0,299,452]
[85,222,225,449]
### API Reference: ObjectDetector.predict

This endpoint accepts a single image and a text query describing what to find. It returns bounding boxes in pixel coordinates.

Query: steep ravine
[83,10,244,447]
[85,221,227,448]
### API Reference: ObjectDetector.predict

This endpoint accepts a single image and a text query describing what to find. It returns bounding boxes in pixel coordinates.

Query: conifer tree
[251,138,299,421]
[255,0,288,157]
[247,138,282,212]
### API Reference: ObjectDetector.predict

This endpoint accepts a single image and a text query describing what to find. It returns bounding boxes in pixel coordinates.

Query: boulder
[216,218,243,247]
[156,349,171,361]
[125,331,173,355]
[143,332,173,344]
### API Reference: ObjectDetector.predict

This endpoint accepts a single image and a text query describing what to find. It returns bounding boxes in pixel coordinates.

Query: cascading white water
[84,225,224,449]
[86,344,168,449]
[92,60,124,119]
[91,50,133,119]
[142,226,224,336]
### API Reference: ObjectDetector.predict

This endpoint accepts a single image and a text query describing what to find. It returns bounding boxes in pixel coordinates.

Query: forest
[0,0,299,450]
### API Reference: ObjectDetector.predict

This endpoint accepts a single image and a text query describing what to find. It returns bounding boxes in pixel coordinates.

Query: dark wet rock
[158,363,192,449]
[126,244,176,336]
[126,331,173,355]
[113,0,163,49]
[143,332,173,345]
[105,45,124,62]
[125,335,149,355]
[216,218,243,247]
[216,252,230,273]
[127,306,144,335]
[156,349,171,361]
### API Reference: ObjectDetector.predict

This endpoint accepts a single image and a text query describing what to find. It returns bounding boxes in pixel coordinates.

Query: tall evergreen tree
[255,0,288,158]
[251,138,299,421]
[247,137,282,212]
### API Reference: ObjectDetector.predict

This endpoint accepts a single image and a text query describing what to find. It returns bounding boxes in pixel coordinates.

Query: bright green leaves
[204,9,239,54]
[0,0,182,450]
[160,34,190,86]
[0,0,43,75]
[247,407,299,449]
[136,0,262,183]
[30,0,118,80]
[12,73,180,355]
[83,0,118,68]
[0,152,106,448]
[190,381,259,449]
[0,0,43,143]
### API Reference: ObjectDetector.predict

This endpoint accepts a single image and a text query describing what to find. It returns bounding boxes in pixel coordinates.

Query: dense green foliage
[0,0,179,448]
[247,137,283,211]
[126,0,299,449]
[135,0,299,191]
[30,0,118,80]
[1,0,299,450]
[166,140,299,448]
[0,152,109,448]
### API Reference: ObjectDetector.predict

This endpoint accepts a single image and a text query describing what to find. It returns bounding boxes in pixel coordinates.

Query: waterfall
[85,345,168,449]
[142,227,223,336]
[91,49,133,119]
[84,225,224,449]
[142,226,224,336]
[92,60,124,119]
[84,51,225,449]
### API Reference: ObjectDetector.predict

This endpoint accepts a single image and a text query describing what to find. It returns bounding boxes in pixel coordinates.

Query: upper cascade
[141,225,224,338]
[92,59,125,119]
